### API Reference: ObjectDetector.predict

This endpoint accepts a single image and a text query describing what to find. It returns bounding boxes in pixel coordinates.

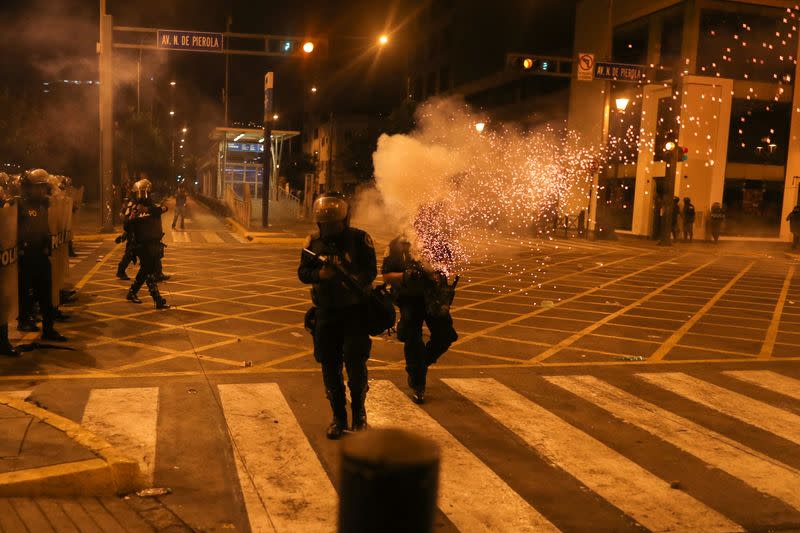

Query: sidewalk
[0,394,193,530]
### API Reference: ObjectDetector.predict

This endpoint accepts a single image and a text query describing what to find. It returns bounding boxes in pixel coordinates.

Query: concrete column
[779,35,800,241]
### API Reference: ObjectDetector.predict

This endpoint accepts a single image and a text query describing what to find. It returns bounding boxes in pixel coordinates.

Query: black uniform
[126,199,167,306]
[116,199,136,278]
[17,197,56,331]
[381,238,457,397]
[298,227,376,430]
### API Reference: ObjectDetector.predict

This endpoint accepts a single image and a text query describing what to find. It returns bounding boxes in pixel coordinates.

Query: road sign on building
[157,30,223,52]
[593,62,644,83]
[577,53,595,81]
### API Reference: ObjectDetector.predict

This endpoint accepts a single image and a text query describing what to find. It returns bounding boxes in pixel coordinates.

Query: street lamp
[475,122,486,133]
[615,97,630,111]
[170,81,176,87]
[303,41,315,54]
[378,34,389,46]
[182,127,188,133]
[169,110,175,116]
[273,113,279,120]
[311,86,318,93]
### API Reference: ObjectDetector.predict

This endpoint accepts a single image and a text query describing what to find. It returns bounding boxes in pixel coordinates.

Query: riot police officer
[116,194,136,280]
[125,179,170,309]
[17,169,67,341]
[298,193,377,439]
[382,236,457,403]
[0,173,19,356]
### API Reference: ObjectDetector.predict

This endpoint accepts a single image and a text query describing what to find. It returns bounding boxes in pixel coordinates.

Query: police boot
[116,268,131,281]
[17,318,39,333]
[147,279,170,310]
[41,326,68,342]
[407,373,426,405]
[350,388,368,432]
[127,277,144,303]
[0,325,19,357]
[326,388,348,440]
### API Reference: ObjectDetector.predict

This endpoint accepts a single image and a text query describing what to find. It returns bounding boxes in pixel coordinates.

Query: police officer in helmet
[125,179,170,309]
[298,192,377,439]
[382,236,457,403]
[17,169,67,341]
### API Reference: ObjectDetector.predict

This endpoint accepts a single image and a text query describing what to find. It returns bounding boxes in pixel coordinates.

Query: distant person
[709,202,725,243]
[682,197,696,242]
[172,184,187,230]
[671,197,680,242]
[787,204,800,250]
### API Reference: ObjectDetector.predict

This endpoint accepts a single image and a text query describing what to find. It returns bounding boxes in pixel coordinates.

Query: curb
[225,217,308,245]
[73,234,116,242]
[0,395,143,497]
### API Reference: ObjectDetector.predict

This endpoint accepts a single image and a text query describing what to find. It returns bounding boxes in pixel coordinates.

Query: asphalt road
[3,202,800,532]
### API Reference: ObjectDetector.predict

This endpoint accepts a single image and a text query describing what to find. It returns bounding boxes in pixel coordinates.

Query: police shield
[0,202,18,324]
[48,195,72,304]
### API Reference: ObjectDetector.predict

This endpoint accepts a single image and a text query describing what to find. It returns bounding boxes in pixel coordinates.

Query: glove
[114,236,123,244]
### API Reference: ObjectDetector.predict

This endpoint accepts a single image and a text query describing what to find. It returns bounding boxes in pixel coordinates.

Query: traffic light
[510,56,551,72]
[680,146,689,161]
[664,142,689,162]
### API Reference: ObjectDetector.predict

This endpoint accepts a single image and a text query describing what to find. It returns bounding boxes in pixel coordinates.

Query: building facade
[569,0,800,240]
[302,114,373,195]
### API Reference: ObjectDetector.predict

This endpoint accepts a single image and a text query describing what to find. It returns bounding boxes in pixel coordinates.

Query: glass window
[698,7,797,82]
[727,99,791,165]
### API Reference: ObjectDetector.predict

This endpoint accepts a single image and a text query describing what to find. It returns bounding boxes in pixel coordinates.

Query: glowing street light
[170,81,176,87]
[474,122,486,133]
[273,113,279,120]
[302,41,315,54]
[615,97,630,111]
[311,86,318,93]
[181,127,188,133]
[169,110,175,116]
[378,34,389,46]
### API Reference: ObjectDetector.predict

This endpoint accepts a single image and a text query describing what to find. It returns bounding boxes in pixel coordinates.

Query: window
[613,20,648,65]
[727,99,791,165]
[660,7,685,67]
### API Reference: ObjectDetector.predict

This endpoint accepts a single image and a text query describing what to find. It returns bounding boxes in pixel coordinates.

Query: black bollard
[339,428,440,533]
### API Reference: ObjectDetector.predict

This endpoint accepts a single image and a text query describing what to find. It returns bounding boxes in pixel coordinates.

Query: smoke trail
[355,98,599,276]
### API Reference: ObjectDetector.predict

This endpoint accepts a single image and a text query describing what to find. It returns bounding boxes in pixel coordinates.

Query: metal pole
[98,0,114,232]
[659,73,682,246]
[339,429,439,533]
[224,16,231,127]
[262,72,274,227]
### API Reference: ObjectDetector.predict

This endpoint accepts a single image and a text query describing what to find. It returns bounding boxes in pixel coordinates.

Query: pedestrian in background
[709,202,725,243]
[671,197,680,242]
[172,184,187,230]
[787,204,800,250]
[682,197,696,242]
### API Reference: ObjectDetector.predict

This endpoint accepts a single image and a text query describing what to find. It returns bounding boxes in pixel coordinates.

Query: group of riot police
[0,169,74,356]
[299,193,458,439]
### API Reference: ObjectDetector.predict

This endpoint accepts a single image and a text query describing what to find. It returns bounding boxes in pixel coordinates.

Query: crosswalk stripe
[545,375,800,511]
[230,232,248,243]
[80,387,159,484]
[366,380,559,532]
[723,370,800,401]
[202,231,224,243]
[0,390,32,400]
[218,383,337,532]
[443,378,742,532]
[171,231,189,243]
[638,372,800,445]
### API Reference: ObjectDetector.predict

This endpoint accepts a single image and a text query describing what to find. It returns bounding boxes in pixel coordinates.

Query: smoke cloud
[353,98,599,274]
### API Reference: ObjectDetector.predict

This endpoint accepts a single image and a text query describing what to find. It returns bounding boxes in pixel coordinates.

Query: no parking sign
[577,53,595,81]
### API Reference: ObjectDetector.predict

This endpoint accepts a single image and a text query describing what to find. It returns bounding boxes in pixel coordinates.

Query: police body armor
[18,198,50,256]
[0,201,18,324]
[128,201,164,244]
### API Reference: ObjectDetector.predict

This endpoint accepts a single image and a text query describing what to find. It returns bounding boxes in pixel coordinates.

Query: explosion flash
[369,98,600,280]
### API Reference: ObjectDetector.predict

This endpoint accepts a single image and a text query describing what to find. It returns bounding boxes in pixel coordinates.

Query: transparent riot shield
[48,195,70,304]
[0,202,18,324]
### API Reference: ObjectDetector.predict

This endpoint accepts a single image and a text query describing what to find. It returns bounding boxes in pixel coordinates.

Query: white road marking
[218,383,337,533]
[723,370,800,401]
[638,372,800,445]
[202,231,224,243]
[444,378,741,533]
[546,375,800,511]
[80,387,159,484]
[367,380,559,532]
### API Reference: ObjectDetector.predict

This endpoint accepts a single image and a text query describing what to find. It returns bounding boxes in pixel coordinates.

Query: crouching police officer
[298,193,377,439]
[17,169,67,341]
[382,236,457,403]
[125,179,170,309]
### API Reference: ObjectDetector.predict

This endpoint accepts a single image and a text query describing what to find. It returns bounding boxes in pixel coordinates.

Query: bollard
[339,428,440,533]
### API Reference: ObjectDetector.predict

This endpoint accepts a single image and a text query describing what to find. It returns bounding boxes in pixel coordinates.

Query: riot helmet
[313,192,350,224]
[20,169,51,200]
[132,178,153,200]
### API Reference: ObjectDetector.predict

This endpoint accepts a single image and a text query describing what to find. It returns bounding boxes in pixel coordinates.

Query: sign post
[262,72,274,228]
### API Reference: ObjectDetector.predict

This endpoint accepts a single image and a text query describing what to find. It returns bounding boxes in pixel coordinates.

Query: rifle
[403,260,460,316]
[302,248,371,298]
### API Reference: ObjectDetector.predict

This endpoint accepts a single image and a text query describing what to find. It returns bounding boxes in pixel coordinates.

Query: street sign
[157,30,223,52]
[593,62,645,83]
[577,53,595,81]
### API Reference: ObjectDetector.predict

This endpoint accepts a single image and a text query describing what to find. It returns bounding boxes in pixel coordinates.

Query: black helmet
[20,169,51,197]
[313,192,349,224]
